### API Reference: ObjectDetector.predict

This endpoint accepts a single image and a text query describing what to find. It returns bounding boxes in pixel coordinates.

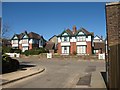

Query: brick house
[11,31,46,52]
[57,26,94,55]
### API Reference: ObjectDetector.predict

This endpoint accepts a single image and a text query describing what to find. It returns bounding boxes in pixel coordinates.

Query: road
[3,57,106,88]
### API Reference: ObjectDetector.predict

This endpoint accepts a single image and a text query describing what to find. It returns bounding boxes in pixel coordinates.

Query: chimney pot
[73,25,77,34]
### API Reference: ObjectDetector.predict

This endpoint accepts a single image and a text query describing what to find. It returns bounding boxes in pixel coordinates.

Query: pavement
[0,66,45,86]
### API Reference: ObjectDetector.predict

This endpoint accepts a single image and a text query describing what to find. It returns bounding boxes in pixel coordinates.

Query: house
[57,26,94,55]
[49,35,57,50]
[11,31,46,52]
[93,35,105,54]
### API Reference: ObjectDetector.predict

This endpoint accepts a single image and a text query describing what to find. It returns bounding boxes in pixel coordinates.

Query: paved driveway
[3,57,106,88]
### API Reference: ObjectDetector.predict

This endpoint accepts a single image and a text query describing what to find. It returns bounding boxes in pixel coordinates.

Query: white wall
[61,42,70,46]
[12,44,18,47]
[76,42,87,45]
[70,37,76,42]
[58,37,61,43]
[29,39,33,44]
[86,36,91,41]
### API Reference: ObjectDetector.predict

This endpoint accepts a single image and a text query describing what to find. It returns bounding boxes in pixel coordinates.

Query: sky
[3,2,106,40]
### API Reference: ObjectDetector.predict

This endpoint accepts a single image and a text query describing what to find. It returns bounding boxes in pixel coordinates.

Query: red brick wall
[29,44,32,50]
[57,43,61,54]
[19,44,22,50]
[70,42,76,55]
[86,42,92,54]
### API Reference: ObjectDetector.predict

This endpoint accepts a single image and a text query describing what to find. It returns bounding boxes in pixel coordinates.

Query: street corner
[1,66,45,86]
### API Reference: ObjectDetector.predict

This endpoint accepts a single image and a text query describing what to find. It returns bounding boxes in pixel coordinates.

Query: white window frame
[77,46,86,54]
[62,46,69,54]
[77,36,86,41]
[61,37,69,42]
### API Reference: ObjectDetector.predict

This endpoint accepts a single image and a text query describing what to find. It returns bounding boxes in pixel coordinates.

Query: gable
[78,31,85,35]
[23,34,28,39]
[13,36,18,39]
[62,32,68,36]
[94,36,100,40]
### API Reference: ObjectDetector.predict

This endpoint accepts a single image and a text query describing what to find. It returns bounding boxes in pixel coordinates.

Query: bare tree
[2,23,11,39]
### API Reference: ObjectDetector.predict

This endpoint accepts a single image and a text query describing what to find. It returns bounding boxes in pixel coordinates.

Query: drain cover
[76,74,91,86]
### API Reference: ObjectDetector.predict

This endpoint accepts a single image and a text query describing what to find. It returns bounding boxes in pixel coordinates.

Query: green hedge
[2,46,21,54]
[2,54,20,73]
[23,48,48,56]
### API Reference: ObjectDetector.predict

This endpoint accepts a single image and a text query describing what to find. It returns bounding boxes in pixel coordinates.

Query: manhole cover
[76,74,91,86]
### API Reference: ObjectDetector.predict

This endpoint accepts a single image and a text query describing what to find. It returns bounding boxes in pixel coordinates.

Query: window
[62,37,69,42]
[77,36,86,41]
[13,40,18,44]
[62,46,69,54]
[77,46,86,54]
[22,39,28,44]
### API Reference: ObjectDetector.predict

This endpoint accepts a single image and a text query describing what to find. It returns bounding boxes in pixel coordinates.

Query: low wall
[6,53,20,57]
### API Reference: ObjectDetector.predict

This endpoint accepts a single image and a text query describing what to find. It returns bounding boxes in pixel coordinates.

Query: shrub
[12,49,22,53]
[2,54,20,73]
[24,50,30,56]
[73,51,77,55]
[23,48,48,56]
[2,46,21,54]
[2,46,13,54]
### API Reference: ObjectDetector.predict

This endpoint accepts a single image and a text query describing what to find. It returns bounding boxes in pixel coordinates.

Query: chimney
[73,25,77,34]
[101,35,103,40]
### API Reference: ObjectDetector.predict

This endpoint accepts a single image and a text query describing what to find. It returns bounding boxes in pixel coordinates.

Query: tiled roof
[28,32,41,39]
[66,29,74,35]
[94,42,105,51]
[77,28,94,36]
[12,31,41,40]
[58,27,94,36]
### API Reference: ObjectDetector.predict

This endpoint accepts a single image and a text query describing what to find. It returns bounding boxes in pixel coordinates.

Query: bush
[12,49,22,53]
[2,46,21,54]
[23,50,30,56]
[2,54,20,73]
[2,46,13,54]
[23,48,48,56]
[73,51,77,55]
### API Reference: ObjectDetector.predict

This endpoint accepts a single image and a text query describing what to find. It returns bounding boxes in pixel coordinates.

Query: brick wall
[70,42,76,55]
[57,43,61,54]
[106,2,120,89]
[106,2,120,46]
[19,44,22,50]
[29,44,32,50]
[86,42,92,54]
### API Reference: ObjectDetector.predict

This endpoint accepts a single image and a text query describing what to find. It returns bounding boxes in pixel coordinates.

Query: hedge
[2,46,21,54]
[2,54,20,73]
[23,48,49,56]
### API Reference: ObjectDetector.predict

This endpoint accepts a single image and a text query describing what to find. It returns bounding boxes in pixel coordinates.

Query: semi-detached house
[57,26,94,55]
[11,31,46,52]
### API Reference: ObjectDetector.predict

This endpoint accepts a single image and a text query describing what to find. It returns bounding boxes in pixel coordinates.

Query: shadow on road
[101,72,107,87]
